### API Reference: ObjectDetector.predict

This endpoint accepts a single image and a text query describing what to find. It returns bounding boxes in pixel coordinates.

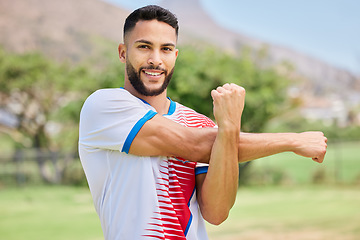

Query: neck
[124,81,170,115]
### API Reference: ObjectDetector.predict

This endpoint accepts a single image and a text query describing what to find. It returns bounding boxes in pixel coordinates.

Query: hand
[211,83,245,130]
[292,131,328,163]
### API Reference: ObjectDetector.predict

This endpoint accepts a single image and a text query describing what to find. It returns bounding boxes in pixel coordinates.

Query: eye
[138,45,150,49]
[162,47,173,52]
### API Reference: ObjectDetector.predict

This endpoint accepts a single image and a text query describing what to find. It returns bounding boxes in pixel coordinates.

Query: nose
[147,50,162,66]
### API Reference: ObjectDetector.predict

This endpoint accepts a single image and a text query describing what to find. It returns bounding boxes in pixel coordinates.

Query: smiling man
[79,5,327,240]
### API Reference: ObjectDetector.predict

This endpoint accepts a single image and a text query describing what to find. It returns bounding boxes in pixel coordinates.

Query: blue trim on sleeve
[121,110,157,154]
[195,166,208,175]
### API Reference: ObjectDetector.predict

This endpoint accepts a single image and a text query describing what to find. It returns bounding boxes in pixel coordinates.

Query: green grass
[206,186,360,240]
[1,185,359,240]
[0,186,103,240]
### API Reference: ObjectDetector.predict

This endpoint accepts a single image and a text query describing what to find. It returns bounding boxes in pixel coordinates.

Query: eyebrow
[135,39,176,48]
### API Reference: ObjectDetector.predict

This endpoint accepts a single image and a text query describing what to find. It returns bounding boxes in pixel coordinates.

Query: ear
[118,43,126,63]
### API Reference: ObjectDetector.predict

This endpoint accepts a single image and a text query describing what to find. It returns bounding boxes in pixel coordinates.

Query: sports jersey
[79,88,216,240]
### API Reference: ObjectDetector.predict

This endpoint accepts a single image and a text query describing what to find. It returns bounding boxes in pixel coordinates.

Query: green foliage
[0,48,94,151]
[266,112,360,141]
[169,45,290,132]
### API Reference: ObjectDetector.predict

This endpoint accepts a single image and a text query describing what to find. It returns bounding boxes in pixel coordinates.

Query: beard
[126,60,174,96]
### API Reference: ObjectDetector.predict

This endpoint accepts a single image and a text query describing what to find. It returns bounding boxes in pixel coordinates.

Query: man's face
[122,20,178,96]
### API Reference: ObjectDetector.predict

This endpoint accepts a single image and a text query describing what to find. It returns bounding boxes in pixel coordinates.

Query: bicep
[129,114,216,162]
[129,114,193,157]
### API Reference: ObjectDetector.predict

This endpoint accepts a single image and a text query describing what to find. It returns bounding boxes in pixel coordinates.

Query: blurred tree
[169,45,291,133]
[0,48,95,183]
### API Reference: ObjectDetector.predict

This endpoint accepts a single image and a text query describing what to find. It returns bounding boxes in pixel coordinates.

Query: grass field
[0,185,359,240]
[0,186,102,240]
[0,141,358,239]
[207,186,360,240]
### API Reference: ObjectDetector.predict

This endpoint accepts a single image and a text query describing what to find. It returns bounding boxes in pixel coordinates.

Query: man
[79,5,327,240]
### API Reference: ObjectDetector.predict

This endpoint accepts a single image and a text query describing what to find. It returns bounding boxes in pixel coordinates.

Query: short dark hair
[123,5,179,41]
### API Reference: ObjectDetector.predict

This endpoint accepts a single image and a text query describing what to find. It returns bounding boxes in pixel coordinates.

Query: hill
[0,0,128,61]
[0,0,359,118]
[159,0,359,97]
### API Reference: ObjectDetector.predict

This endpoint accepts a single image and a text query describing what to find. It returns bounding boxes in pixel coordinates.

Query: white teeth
[144,71,161,76]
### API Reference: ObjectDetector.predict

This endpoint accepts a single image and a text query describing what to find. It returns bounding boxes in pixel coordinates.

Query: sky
[104,0,360,75]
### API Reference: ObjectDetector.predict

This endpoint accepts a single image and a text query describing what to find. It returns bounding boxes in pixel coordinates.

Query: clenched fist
[292,131,328,163]
[211,83,245,131]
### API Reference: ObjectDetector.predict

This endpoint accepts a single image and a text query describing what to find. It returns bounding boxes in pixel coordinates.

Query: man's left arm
[196,84,244,225]
[238,131,327,163]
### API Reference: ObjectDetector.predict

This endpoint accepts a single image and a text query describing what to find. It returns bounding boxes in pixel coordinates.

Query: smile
[142,70,164,77]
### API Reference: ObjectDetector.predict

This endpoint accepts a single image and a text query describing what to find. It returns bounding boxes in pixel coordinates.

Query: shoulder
[85,88,135,102]
[83,88,144,109]
[81,88,151,117]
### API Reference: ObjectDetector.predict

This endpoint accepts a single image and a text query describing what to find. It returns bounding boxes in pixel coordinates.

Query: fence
[0,149,83,186]
[1,141,359,186]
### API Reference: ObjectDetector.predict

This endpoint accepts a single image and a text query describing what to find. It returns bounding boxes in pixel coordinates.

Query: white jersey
[79,88,216,240]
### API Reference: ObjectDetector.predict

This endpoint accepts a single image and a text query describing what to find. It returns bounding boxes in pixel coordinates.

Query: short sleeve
[79,89,156,152]
[195,163,209,175]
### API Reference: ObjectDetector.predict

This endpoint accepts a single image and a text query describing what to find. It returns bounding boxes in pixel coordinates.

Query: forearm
[238,131,327,163]
[238,132,295,162]
[197,128,239,225]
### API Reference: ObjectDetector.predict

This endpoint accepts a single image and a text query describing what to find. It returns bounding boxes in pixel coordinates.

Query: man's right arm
[129,115,327,163]
[129,114,217,162]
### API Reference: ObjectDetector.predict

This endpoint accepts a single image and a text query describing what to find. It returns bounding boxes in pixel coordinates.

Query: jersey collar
[120,87,175,116]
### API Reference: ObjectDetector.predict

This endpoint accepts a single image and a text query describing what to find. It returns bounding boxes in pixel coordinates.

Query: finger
[223,83,243,93]
[216,86,229,94]
[211,89,220,100]
[229,83,243,91]
[230,84,246,96]
[313,148,326,163]
[312,157,321,163]
[222,83,231,90]
[313,156,324,163]
[235,86,246,97]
